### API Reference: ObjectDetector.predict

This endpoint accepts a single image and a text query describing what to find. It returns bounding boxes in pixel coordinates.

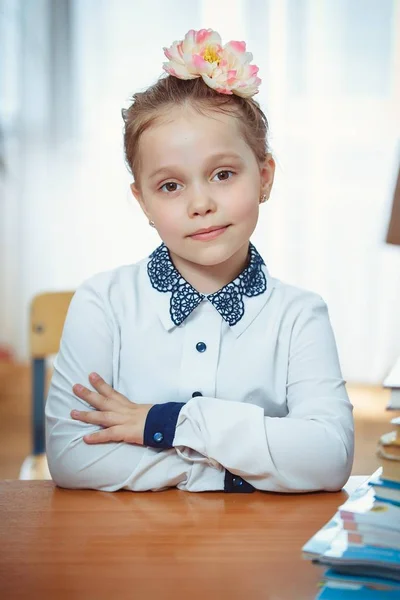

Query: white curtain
[1,0,400,384]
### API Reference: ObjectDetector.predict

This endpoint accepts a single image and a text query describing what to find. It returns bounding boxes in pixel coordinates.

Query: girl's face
[131,105,275,270]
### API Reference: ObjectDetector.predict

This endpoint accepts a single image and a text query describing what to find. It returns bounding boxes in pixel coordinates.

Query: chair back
[30,292,75,358]
[29,291,74,457]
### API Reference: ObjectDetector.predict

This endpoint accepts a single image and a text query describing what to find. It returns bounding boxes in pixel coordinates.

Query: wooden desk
[0,477,366,600]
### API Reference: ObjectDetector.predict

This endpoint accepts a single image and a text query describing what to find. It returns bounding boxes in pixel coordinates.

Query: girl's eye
[213,170,234,182]
[160,182,182,193]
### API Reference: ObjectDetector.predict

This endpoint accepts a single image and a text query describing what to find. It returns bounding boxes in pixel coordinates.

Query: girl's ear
[260,153,276,199]
[130,182,151,220]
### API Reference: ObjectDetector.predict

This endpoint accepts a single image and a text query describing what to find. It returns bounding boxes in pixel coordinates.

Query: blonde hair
[122,76,270,181]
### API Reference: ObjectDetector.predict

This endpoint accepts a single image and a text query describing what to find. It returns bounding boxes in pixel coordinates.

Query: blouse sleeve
[163,296,354,493]
[45,281,224,493]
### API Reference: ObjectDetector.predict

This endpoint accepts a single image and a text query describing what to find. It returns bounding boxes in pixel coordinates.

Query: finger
[88,373,123,403]
[70,409,120,427]
[83,426,126,444]
[72,384,107,410]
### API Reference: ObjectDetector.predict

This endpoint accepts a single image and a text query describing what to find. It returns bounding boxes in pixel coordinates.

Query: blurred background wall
[1,0,399,383]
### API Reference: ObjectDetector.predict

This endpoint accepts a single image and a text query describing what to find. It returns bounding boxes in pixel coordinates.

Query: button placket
[178,303,222,400]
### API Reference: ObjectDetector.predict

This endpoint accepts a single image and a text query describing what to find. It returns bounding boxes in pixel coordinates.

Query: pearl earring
[259,194,268,204]
[149,220,156,228]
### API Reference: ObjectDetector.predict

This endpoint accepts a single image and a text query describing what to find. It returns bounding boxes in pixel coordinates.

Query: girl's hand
[71,372,153,445]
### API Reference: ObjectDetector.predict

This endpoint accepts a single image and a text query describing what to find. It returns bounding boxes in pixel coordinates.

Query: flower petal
[216,87,233,95]
[163,40,186,65]
[192,54,215,75]
[195,29,222,47]
[248,64,259,77]
[162,62,199,80]
[226,40,246,54]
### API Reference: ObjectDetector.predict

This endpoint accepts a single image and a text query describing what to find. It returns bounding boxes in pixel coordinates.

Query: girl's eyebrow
[206,151,244,164]
[148,166,178,181]
[148,152,244,181]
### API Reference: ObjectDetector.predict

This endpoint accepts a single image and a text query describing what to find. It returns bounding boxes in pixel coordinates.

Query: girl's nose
[187,187,217,217]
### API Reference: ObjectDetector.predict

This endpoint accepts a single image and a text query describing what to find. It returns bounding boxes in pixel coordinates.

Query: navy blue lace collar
[147,243,267,326]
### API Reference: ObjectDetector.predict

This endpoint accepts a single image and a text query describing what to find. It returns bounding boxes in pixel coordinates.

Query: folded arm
[45,281,224,492]
[144,297,354,493]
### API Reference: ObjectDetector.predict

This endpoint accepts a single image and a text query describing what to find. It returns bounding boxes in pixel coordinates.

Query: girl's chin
[178,244,249,267]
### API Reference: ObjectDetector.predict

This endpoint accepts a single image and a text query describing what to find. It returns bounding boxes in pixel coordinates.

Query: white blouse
[45,243,354,493]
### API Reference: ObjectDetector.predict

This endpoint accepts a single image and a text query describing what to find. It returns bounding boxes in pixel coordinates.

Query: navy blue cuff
[224,470,255,493]
[144,402,185,449]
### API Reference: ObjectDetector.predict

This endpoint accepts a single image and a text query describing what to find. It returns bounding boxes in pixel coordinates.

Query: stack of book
[376,416,400,483]
[302,417,400,599]
[383,355,400,410]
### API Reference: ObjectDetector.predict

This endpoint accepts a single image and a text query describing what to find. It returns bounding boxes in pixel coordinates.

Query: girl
[45,29,354,493]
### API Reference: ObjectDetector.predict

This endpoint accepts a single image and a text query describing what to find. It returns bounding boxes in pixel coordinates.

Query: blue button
[192,391,203,397]
[196,342,207,353]
[153,432,164,443]
[232,477,243,487]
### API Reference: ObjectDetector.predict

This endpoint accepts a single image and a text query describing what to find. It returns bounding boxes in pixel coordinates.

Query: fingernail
[71,410,79,417]
[74,384,84,392]
[90,372,100,381]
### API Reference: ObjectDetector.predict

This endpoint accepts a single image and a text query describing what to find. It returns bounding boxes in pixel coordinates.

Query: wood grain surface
[0,480,357,600]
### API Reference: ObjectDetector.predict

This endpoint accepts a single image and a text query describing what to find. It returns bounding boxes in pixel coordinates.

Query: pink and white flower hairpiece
[163,29,261,98]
